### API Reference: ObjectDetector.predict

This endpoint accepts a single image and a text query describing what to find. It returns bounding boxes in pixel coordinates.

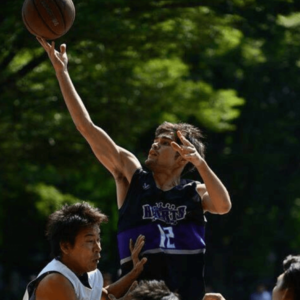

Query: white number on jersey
[157,224,175,248]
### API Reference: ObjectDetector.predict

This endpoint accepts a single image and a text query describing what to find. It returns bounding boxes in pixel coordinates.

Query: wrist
[194,158,206,169]
[129,265,142,279]
[55,68,68,76]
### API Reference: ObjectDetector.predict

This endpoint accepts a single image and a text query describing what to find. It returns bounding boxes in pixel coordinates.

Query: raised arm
[36,38,141,187]
[171,131,231,214]
[102,235,147,299]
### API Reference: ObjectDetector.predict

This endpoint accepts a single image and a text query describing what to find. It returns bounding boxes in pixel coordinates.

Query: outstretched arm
[102,235,147,299]
[36,37,141,185]
[171,131,231,214]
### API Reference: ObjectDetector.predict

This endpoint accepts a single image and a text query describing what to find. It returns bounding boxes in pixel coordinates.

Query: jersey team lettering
[142,202,187,225]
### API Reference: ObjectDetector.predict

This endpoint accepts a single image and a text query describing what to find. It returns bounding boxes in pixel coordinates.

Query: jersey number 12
[157,224,175,248]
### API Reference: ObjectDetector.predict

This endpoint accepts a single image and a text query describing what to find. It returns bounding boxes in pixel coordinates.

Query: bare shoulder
[119,147,141,166]
[115,147,141,180]
[36,272,77,300]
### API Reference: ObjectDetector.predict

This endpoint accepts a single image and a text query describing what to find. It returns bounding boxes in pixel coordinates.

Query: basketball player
[37,37,231,300]
[22,202,147,300]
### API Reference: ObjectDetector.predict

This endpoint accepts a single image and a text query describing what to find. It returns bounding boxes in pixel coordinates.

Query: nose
[95,241,101,252]
[152,142,159,149]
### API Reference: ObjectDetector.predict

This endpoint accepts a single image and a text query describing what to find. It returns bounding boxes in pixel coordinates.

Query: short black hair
[130,280,180,300]
[281,255,300,300]
[46,202,108,258]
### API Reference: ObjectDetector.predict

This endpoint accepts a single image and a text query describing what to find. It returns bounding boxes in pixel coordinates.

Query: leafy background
[1,0,300,299]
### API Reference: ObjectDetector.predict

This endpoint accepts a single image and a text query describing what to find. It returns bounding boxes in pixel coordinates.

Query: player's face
[145,133,179,170]
[62,224,101,275]
[272,273,288,300]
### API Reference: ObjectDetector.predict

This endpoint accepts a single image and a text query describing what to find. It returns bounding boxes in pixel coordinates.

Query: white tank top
[22,259,103,300]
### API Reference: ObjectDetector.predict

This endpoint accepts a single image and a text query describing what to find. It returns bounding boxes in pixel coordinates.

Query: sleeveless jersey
[22,259,103,300]
[118,168,206,300]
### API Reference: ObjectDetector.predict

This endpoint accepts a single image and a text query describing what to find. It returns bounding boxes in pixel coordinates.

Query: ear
[60,241,71,255]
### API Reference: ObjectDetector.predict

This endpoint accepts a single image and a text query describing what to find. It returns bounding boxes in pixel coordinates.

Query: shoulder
[88,268,103,284]
[36,273,77,300]
[128,167,150,183]
[114,147,142,181]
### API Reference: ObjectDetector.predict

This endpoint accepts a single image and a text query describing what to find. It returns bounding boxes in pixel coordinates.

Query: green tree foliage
[1,0,300,299]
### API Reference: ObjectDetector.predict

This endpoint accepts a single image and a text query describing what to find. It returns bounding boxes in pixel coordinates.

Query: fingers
[36,36,50,51]
[108,294,117,300]
[135,257,147,269]
[139,257,147,266]
[171,131,192,151]
[171,141,195,156]
[129,239,133,252]
[171,141,181,152]
[36,36,66,57]
[130,235,146,267]
[130,235,145,254]
[177,130,192,146]
[60,43,66,54]
[36,36,58,58]
[128,281,138,292]
[135,235,145,249]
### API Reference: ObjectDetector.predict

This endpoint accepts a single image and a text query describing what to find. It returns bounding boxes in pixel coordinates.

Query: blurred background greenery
[1,0,300,299]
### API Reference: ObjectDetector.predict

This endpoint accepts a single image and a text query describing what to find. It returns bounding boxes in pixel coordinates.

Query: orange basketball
[22,0,75,40]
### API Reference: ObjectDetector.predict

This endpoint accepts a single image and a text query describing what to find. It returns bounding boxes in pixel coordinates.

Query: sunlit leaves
[132,58,244,130]
[198,88,244,131]
[27,183,81,217]
[277,12,300,28]
[241,38,266,65]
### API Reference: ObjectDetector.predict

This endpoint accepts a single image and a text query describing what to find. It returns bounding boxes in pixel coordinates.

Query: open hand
[130,235,147,275]
[171,130,204,168]
[36,36,68,72]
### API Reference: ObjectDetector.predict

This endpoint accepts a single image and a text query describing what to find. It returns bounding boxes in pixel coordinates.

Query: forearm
[55,70,93,131]
[196,160,231,214]
[105,269,140,298]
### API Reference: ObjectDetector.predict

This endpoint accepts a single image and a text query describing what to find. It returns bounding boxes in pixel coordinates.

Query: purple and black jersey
[118,168,206,300]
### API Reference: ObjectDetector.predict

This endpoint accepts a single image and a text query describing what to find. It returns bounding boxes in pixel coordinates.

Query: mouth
[148,149,158,157]
[93,256,100,263]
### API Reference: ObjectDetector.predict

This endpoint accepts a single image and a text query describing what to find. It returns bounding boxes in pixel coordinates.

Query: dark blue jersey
[118,168,206,300]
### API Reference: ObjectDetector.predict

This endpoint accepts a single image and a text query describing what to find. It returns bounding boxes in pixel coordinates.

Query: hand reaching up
[36,37,68,73]
[130,235,147,276]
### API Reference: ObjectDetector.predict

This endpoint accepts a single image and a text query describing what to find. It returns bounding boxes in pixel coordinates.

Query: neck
[153,172,181,191]
[60,255,84,276]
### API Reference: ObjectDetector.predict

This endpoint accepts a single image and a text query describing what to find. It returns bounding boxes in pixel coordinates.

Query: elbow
[217,199,232,215]
[75,119,94,135]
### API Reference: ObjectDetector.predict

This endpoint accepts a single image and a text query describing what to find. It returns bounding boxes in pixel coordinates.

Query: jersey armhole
[118,168,144,214]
